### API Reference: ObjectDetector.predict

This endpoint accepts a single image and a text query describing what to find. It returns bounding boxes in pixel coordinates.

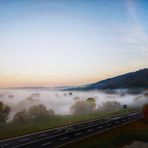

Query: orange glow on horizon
[0,66,140,88]
[0,73,100,88]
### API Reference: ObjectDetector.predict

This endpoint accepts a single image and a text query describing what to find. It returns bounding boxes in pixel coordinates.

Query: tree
[0,101,11,123]
[99,101,121,112]
[28,104,54,120]
[69,92,73,95]
[73,96,80,101]
[70,100,86,114]
[70,98,96,114]
[13,109,29,123]
[85,98,96,112]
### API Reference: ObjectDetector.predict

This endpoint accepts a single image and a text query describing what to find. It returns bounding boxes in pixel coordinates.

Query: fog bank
[0,89,147,120]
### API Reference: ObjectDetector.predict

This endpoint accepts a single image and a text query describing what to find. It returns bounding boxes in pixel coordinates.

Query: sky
[0,0,148,88]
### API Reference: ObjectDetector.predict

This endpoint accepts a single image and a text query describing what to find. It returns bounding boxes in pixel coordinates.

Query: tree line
[0,99,122,123]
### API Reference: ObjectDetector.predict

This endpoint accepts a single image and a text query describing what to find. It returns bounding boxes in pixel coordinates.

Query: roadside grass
[0,108,134,140]
[62,119,148,148]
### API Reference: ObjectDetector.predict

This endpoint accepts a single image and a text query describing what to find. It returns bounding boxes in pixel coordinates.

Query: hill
[66,68,148,90]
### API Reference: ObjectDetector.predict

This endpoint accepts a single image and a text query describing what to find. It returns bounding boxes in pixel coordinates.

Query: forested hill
[66,69,148,90]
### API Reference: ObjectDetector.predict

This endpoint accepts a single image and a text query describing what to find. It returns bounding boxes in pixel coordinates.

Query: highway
[0,110,143,148]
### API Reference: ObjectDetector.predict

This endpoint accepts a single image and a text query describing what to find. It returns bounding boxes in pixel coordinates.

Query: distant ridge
[66,68,148,90]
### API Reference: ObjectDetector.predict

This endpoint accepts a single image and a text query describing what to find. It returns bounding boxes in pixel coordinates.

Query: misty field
[0,89,147,119]
[0,88,147,139]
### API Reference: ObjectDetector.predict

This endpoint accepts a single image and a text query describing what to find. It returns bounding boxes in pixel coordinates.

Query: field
[62,119,148,148]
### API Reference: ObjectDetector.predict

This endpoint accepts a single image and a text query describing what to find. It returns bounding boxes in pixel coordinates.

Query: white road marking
[122,119,126,122]
[60,137,68,141]
[53,130,60,133]
[75,133,82,136]
[87,129,93,132]
[42,141,53,146]
[98,126,103,129]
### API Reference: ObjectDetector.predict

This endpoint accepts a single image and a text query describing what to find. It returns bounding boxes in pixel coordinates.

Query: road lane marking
[122,119,126,122]
[75,133,82,136]
[87,129,93,132]
[60,137,68,141]
[53,130,60,133]
[42,141,53,146]
[97,126,103,129]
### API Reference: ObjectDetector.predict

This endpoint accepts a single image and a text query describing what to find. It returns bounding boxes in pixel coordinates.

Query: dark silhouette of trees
[13,104,54,122]
[0,101,11,123]
[13,109,29,123]
[28,104,54,120]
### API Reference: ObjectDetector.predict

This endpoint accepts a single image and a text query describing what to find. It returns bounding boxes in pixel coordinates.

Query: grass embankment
[62,119,148,148]
[0,109,133,140]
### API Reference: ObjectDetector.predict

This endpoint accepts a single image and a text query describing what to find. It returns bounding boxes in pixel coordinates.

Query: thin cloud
[122,0,148,54]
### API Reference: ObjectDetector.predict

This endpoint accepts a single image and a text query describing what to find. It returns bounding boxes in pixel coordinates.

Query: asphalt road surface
[0,110,143,148]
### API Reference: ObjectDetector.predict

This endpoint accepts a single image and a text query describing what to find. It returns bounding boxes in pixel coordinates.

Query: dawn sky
[0,0,148,88]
